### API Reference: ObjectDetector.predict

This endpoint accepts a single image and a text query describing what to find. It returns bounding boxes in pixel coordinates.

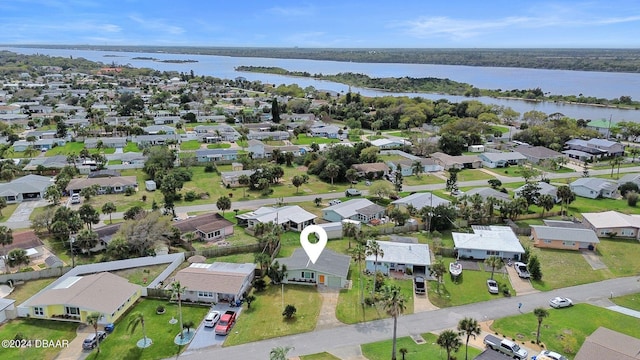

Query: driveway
[581,250,608,270]
[55,323,94,360]
[506,264,538,296]
[187,304,242,351]
[315,287,342,330]
[6,199,47,223]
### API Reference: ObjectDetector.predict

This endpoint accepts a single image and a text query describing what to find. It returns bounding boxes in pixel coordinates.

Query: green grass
[223,284,322,346]
[454,169,495,182]
[335,267,414,324]
[489,124,509,134]
[108,160,122,165]
[291,134,340,145]
[0,318,78,360]
[179,140,202,151]
[567,196,640,215]
[491,304,640,359]
[427,257,515,307]
[5,278,56,305]
[111,264,170,286]
[236,140,248,148]
[597,237,640,277]
[44,141,85,156]
[611,292,640,311]
[403,175,445,186]
[300,352,341,360]
[0,203,19,222]
[124,142,141,152]
[86,299,209,360]
[361,332,482,360]
[206,143,231,149]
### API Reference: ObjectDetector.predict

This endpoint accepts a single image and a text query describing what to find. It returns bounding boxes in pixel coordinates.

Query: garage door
[328,276,341,287]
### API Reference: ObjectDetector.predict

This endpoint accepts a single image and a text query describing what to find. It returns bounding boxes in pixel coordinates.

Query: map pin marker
[300,225,328,264]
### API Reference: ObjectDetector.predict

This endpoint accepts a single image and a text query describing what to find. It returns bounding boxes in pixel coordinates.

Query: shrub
[282,304,297,319]
[204,164,216,173]
[253,278,266,292]
[184,191,198,202]
[125,187,135,196]
[627,191,639,207]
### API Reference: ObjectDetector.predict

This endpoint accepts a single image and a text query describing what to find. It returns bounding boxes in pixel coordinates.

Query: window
[34,307,44,316]
[65,306,79,315]
[486,250,498,256]
[214,230,221,237]
[562,241,575,247]
[544,240,552,244]
[302,272,314,279]
[198,291,213,298]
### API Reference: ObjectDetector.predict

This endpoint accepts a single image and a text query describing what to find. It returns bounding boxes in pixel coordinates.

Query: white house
[453,225,525,261]
[570,178,618,199]
[478,152,527,168]
[392,192,450,210]
[365,240,431,275]
[371,138,410,149]
[322,198,386,224]
[236,205,317,232]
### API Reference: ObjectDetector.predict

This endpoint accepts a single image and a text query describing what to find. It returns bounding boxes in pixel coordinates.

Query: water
[4,46,640,122]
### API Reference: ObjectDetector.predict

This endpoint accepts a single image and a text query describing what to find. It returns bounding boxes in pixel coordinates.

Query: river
[4,46,640,122]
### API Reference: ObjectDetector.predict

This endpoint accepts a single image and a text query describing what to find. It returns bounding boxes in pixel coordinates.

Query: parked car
[533,350,569,360]
[549,297,573,308]
[82,331,107,350]
[414,276,425,294]
[483,334,528,360]
[328,199,342,206]
[514,262,530,278]
[214,310,237,335]
[104,323,114,333]
[70,193,81,204]
[345,189,362,196]
[486,279,499,294]
[203,310,221,328]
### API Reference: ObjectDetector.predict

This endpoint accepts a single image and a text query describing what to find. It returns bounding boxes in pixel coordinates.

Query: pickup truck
[214,310,236,335]
[483,334,528,360]
[514,262,531,279]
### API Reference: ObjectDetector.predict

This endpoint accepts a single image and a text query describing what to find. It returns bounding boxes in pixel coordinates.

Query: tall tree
[411,160,423,178]
[350,243,367,305]
[101,202,117,224]
[484,256,503,280]
[87,312,103,353]
[536,194,555,218]
[216,196,232,217]
[325,163,340,186]
[75,229,99,253]
[238,174,250,198]
[534,307,549,344]
[127,311,151,347]
[556,185,575,217]
[171,281,187,340]
[458,317,481,360]
[431,259,446,294]
[44,186,62,205]
[366,240,384,296]
[437,329,462,360]
[0,225,12,264]
[271,98,281,123]
[379,284,407,360]
[345,168,359,187]
[78,204,100,230]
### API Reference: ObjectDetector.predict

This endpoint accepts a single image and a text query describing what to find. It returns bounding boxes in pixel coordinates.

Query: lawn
[206,143,231,149]
[124,142,141,153]
[427,257,515,308]
[0,202,19,222]
[223,284,322,346]
[179,140,201,151]
[0,318,78,360]
[291,134,340,145]
[335,267,414,324]
[567,196,640,216]
[597,237,640,277]
[5,277,56,305]
[44,141,85,156]
[491,304,640,358]
[455,169,495,182]
[86,299,209,360]
[111,264,170,286]
[403,175,445,186]
[300,352,341,360]
[361,332,482,360]
[611,292,640,311]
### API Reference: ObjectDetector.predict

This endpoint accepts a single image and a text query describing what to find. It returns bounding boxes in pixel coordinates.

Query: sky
[1,0,640,48]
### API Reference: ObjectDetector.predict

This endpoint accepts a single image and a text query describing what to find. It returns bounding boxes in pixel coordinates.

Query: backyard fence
[0,266,71,284]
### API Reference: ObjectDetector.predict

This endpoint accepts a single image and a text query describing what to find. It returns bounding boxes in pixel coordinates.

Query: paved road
[176,276,640,360]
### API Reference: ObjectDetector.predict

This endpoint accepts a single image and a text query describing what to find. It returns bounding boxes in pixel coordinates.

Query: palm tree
[127,311,151,347]
[457,317,481,360]
[534,307,549,344]
[437,329,462,360]
[484,256,503,280]
[325,163,340,186]
[171,281,187,339]
[350,243,367,304]
[399,347,408,360]
[270,345,294,360]
[238,174,250,198]
[0,225,13,271]
[536,194,555,218]
[86,312,102,353]
[557,185,575,217]
[380,284,407,360]
[365,240,384,296]
[254,252,271,275]
[411,160,423,178]
[342,221,358,249]
[102,202,117,224]
[431,258,446,294]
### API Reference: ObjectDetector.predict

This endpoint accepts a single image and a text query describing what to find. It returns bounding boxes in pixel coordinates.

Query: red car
[214,310,236,335]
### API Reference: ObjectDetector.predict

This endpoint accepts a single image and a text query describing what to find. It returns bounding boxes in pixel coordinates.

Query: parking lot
[187,304,242,351]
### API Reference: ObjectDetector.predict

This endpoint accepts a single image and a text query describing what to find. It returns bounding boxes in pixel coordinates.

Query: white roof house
[236,205,316,232]
[365,240,431,275]
[392,192,450,210]
[453,225,525,260]
[322,198,386,223]
[570,178,618,199]
[582,210,640,239]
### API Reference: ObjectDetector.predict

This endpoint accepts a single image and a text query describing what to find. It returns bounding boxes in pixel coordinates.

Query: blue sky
[1,0,640,47]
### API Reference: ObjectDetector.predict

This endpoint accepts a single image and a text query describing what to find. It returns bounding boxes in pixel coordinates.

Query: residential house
[0,174,53,203]
[322,198,386,224]
[152,116,181,125]
[453,225,525,260]
[465,187,512,202]
[617,173,640,188]
[581,210,640,239]
[565,138,625,158]
[131,134,181,146]
[309,123,345,139]
[478,152,527,168]
[221,170,255,187]
[515,145,566,164]
[351,163,390,178]
[236,205,317,232]
[316,222,343,240]
[570,178,618,199]
[275,248,350,288]
[93,223,123,251]
[84,137,127,149]
[2,230,43,254]
[247,139,268,158]
[173,262,255,303]
[431,152,482,169]
[365,240,431,275]
[381,150,443,174]
[371,138,410,149]
[194,125,240,142]
[143,125,176,135]
[172,213,234,242]
[530,225,600,251]
[66,176,137,194]
[392,192,450,210]
[514,182,559,203]
[195,149,238,162]
[23,155,69,172]
[13,138,66,151]
[21,272,141,324]
[247,130,290,140]
[575,327,640,360]
[117,152,147,165]
[585,119,617,137]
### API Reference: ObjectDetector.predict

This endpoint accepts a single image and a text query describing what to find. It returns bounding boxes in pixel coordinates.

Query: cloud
[128,14,185,35]
[267,5,314,17]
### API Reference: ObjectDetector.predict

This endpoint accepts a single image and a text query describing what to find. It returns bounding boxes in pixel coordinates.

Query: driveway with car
[187,304,242,351]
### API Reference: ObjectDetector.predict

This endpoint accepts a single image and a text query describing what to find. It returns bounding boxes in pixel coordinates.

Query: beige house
[581,211,640,239]
[173,262,255,303]
[66,176,138,194]
[575,327,640,360]
[531,225,600,251]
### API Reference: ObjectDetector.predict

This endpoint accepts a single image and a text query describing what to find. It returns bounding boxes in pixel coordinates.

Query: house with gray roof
[0,174,53,203]
[392,192,450,210]
[515,145,565,164]
[84,137,127,149]
[531,225,600,251]
[514,181,559,203]
[365,240,431,275]
[195,149,238,162]
[236,205,316,232]
[465,187,511,202]
[617,173,640,188]
[386,156,443,175]
[565,138,625,158]
[323,198,386,224]
[221,169,255,187]
[275,248,350,288]
[23,155,69,171]
[66,176,137,194]
[309,123,344,139]
[0,298,15,323]
[371,138,409,149]
[173,262,254,303]
[431,152,482,169]
[131,134,181,146]
[570,178,618,199]
[478,151,527,168]
[575,327,640,360]
[143,125,175,135]
[453,225,525,261]
[247,130,289,140]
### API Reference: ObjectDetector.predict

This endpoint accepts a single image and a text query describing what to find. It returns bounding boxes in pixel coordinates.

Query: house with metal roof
[392,192,450,210]
[195,148,239,162]
[365,240,431,275]
[531,225,600,251]
[478,151,528,168]
[570,178,618,199]
[581,210,640,239]
[236,205,316,232]
[0,298,16,324]
[322,198,386,224]
[430,152,482,169]
[173,262,255,303]
[275,248,350,288]
[453,225,525,261]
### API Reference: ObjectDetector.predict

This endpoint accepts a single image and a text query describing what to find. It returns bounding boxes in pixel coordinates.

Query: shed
[145,180,156,191]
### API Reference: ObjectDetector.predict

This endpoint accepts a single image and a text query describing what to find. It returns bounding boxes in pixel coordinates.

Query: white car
[549,297,573,308]
[534,350,568,360]
[487,279,499,294]
[203,310,221,328]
